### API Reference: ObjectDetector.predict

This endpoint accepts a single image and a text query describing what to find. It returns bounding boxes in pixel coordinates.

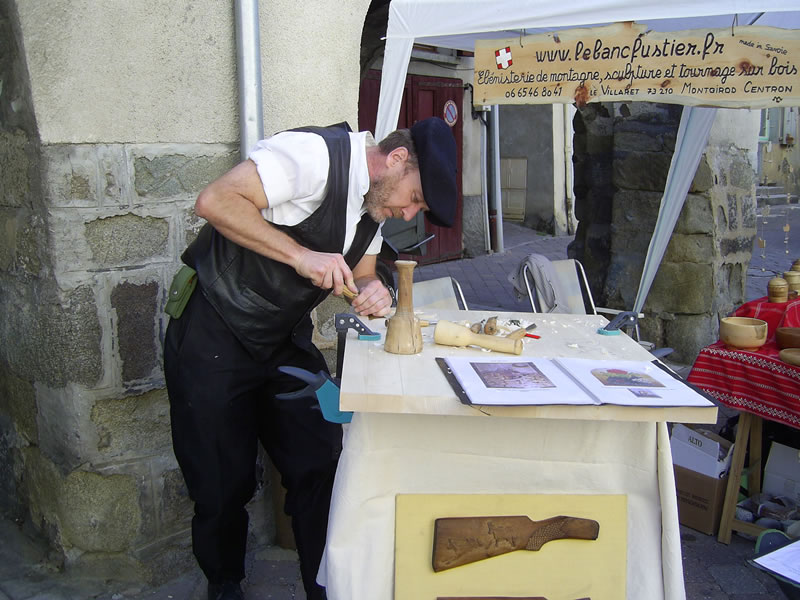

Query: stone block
[674,194,713,235]
[0,205,43,278]
[620,101,678,123]
[726,154,757,190]
[91,389,171,459]
[130,529,195,586]
[133,151,237,200]
[0,129,30,208]
[58,470,140,553]
[723,193,740,229]
[715,262,747,308]
[646,262,713,314]
[0,363,38,444]
[613,152,672,191]
[4,285,102,388]
[0,414,24,521]
[663,234,715,263]
[20,446,64,532]
[41,145,104,208]
[0,207,17,272]
[613,130,662,153]
[96,145,131,208]
[158,467,193,535]
[689,157,714,193]
[586,134,613,155]
[111,280,159,382]
[603,252,644,309]
[183,206,206,249]
[663,314,717,364]
[85,213,169,268]
[36,384,98,474]
[68,550,147,583]
[719,235,757,259]
[611,190,661,234]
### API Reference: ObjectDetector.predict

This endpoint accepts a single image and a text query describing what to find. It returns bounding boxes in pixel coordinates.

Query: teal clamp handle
[597,328,622,336]
[315,378,353,424]
[275,366,353,424]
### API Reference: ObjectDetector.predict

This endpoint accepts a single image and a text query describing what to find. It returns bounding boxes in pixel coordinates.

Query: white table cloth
[318,311,715,600]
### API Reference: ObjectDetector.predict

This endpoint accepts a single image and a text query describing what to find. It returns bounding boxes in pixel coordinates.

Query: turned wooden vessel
[384,260,423,354]
[768,277,789,303]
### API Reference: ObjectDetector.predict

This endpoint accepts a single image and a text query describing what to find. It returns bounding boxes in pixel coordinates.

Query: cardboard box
[670,424,734,479]
[673,465,729,535]
[763,441,800,503]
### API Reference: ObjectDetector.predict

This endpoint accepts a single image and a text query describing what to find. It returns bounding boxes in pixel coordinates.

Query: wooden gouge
[432,515,599,572]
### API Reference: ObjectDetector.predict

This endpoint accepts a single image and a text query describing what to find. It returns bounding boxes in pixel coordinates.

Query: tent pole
[488,105,505,253]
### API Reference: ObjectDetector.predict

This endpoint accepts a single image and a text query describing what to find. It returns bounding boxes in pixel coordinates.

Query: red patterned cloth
[687,297,800,429]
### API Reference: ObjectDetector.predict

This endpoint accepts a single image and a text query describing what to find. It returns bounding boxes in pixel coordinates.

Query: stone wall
[2,125,251,581]
[571,102,759,363]
[1,0,371,586]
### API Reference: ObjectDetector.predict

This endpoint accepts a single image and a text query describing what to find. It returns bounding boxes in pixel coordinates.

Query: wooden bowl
[776,327,800,350]
[719,317,768,351]
[779,348,800,366]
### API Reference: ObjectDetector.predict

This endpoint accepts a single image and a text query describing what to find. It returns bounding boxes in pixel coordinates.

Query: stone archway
[570,103,759,362]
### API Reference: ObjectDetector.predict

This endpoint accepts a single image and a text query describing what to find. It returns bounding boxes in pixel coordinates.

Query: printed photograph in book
[590,367,665,388]
[470,361,556,389]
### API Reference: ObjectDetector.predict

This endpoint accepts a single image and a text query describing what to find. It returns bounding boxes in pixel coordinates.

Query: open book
[437,356,714,408]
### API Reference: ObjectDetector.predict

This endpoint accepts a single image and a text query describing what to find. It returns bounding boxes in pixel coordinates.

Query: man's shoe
[207,581,245,600]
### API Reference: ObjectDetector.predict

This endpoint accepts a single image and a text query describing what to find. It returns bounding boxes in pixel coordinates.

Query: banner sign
[474,23,800,108]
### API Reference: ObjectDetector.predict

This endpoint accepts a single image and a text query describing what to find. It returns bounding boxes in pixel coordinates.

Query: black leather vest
[183,123,379,360]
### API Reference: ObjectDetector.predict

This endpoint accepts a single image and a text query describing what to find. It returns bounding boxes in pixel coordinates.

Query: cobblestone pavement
[2,215,797,600]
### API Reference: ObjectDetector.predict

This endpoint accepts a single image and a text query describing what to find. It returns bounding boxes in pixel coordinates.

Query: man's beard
[364,171,401,223]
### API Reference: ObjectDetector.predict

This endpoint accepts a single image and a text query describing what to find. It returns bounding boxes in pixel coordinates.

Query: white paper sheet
[751,539,800,584]
[443,356,594,406]
[554,358,714,407]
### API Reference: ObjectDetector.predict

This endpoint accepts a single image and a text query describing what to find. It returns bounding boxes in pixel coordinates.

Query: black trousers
[164,290,341,600]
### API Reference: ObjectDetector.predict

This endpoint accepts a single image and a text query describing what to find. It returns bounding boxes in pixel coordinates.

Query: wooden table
[687,296,800,544]
[318,310,717,600]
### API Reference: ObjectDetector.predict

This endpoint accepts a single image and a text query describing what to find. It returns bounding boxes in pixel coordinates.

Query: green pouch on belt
[165,265,197,319]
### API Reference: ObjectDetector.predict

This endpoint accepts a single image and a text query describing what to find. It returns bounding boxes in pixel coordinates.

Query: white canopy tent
[376,0,800,314]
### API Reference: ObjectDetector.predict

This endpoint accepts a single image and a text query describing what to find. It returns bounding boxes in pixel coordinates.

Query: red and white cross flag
[495,47,512,69]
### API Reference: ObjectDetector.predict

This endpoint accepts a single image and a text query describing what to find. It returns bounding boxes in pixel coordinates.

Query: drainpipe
[234,0,264,159]
[478,112,492,254]
[563,103,576,235]
[488,105,504,253]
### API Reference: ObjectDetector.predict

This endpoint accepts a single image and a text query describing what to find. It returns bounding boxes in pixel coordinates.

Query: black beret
[410,117,457,228]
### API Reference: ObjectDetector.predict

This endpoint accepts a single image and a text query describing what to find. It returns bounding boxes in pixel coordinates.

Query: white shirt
[248,130,383,256]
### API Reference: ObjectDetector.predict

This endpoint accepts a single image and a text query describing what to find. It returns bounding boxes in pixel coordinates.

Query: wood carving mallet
[434,320,523,355]
[432,515,599,572]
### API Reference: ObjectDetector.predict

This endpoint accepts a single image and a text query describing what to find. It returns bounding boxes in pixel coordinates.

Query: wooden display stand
[717,412,766,544]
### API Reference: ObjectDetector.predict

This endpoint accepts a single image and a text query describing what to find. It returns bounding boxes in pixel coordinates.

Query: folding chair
[511,255,672,358]
[412,277,468,311]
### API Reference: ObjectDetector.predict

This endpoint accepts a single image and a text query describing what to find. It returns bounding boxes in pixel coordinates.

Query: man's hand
[351,278,392,317]
[294,249,357,294]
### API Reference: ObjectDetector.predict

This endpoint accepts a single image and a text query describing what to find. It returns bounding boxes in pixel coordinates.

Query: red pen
[525,333,541,339]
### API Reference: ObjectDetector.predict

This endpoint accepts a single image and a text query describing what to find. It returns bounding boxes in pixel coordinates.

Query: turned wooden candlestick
[384,260,422,354]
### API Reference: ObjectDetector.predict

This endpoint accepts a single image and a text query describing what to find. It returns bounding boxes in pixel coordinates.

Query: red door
[359,70,464,265]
